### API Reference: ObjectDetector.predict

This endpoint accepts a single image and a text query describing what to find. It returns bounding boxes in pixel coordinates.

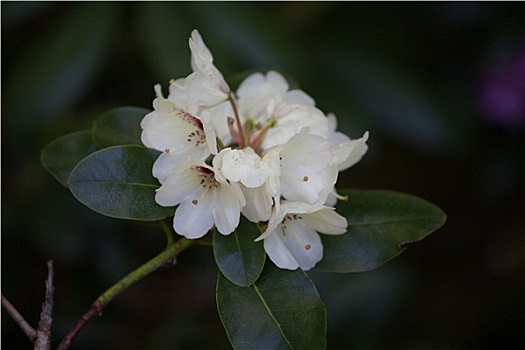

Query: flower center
[187,129,206,147]
[281,214,312,251]
[191,166,218,205]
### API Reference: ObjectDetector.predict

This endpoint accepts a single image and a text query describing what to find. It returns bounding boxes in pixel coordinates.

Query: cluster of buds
[141,30,369,270]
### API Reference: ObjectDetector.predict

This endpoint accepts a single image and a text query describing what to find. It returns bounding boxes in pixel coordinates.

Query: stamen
[334,193,349,201]
[283,216,311,252]
[165,148,171,154]
[227,117,244,147]
[282,167,310,184]
[249,118,277,152]
[192,199,199,205]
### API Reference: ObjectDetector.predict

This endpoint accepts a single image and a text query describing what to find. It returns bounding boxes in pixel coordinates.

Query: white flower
[155,156,245,239]
[213,147,281,222]
[241,149,281,222]
[140,29,370,264]
[163,78,234,147]
[327,113,369,171]
[260,104,331,150]
[236,70,314,119]
[188,30,230,97]
[141,98,214,182]
[255,201,347,270]
[213,147,271,188]
[268,128,334,205]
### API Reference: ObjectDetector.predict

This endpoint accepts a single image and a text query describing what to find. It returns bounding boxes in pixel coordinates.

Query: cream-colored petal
[302,208,347,235]
[263,227,300,270]
[280,219,323,271]
[217,148,270,188]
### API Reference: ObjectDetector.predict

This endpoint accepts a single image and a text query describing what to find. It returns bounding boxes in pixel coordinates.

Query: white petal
[154,159,203,207]
[200,110,218,154]
[154,84,164,98]
[241,185,273,222]
[174,196,214,239]
[302,208,347,235]
[265,70,290,93]
[281,220,323,271]
[167,78,189,107]
[207,100,235,145]
[335,131,369,171]
[327,112,338,132]
[236,72,266,98]
[140,99,209,160]
[280,128,330,171]
[256,200,312,242]
[262,106,331,150]
[185,71,229,112]
[263,227,300,270]
[216,148,270,188]
[261,148,282,196]
[212,184,243,235]
[236,70,316,121]
[189,29,213,69]
[284,89,315,106]
[280,163,324,204]
[151,152,179,183]
[188,30,229,94]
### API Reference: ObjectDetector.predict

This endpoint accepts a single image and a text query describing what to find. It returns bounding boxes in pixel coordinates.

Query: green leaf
[213,217,266,287]
[68,145,174,221]
[217,262,326,350]
[92,106,151,149]
[315,189,446,273]
[40,130,98,187]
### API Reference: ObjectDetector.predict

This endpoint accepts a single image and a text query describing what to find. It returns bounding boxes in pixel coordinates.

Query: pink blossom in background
[479,43,525,133]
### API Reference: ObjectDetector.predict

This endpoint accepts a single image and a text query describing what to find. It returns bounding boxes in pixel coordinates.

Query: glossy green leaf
[40,130,98,187]
[68,145,174,221]
[315,189,446,273]
[217,262,326,350]
[92,106,150,149]
[213,217,266,287]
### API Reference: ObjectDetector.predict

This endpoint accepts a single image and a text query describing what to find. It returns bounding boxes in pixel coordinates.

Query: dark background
[2,2,524,349]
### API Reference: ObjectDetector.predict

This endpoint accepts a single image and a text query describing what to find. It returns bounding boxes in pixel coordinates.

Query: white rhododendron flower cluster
[141,30,369,270]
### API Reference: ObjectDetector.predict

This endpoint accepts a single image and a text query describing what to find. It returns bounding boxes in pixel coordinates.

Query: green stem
[57,238,195,350]
[160,220,175,247]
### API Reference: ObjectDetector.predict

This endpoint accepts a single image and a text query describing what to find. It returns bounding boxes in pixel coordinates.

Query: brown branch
[56,300,103,350]
[1,260,55,350]
[35,260,54,350]
[1,293,38,343]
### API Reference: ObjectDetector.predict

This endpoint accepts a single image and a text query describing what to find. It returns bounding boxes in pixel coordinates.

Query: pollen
[192,199,199,205]
[303,176,309,182]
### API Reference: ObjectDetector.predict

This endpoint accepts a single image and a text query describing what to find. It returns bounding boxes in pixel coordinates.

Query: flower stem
[228,94,246,148]
[57,238,195,350]
[160,220,174,247]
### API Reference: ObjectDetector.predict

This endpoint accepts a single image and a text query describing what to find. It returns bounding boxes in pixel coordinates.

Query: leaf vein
[234,232,249,284]
[252,283,294,349]
[348,216,440,226]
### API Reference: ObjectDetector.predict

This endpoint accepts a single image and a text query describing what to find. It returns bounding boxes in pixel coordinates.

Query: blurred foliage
[2,2,525,349]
